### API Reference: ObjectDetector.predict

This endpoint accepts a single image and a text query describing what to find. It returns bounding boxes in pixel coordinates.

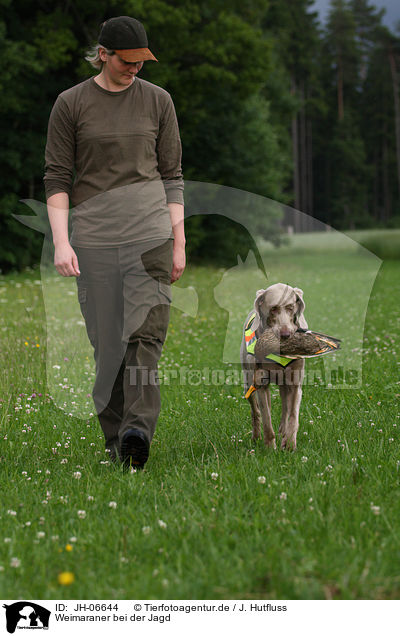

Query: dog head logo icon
[3,602,51,633]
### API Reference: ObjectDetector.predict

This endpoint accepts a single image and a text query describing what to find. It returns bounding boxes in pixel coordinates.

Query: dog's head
[252,283,307,338]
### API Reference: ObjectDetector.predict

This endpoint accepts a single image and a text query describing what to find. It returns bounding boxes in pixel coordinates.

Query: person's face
[99,49,144,87]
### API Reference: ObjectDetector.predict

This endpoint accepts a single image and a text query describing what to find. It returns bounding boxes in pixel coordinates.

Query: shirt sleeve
[43,95,75,200]
[156,94,184,205]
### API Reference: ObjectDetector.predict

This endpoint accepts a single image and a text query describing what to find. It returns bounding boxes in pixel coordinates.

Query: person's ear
[99,47,108,63]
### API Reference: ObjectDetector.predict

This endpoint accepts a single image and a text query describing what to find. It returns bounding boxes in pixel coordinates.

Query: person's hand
[171,242,186,283]
[54,242,80,277]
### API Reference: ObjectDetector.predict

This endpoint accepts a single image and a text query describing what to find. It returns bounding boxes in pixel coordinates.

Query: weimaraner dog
[240,283,308,450]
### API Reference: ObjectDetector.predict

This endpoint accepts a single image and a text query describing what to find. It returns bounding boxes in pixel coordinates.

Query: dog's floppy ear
[293,287,308,329]
[252,289,266,332]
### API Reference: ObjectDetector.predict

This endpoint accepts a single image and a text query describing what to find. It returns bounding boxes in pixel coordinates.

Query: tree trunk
[388,45,400,200]
[382,120,391,223]
[372,145,379,223]
[307,118,314,220]
[299,80,307,217]
[325,157,331,227]
[291,77,300,227]
[337,52,344,121]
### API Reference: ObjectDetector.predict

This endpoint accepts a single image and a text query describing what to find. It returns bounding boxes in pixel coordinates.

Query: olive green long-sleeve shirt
[44,76,184,247]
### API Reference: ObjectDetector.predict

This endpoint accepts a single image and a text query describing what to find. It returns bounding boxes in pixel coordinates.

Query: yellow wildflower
[58,571,75,585]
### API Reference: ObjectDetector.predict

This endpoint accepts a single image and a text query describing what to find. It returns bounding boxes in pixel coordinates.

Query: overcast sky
[311,0,400,30]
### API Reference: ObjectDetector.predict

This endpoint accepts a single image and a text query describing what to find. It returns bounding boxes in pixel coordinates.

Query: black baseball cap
[98,16,158,62]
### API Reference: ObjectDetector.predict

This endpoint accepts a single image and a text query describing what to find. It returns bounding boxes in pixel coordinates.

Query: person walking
[44,16,185,469]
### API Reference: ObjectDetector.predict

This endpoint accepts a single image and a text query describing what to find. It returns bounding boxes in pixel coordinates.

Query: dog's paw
[281,436,297,451]
[264,436,276,449]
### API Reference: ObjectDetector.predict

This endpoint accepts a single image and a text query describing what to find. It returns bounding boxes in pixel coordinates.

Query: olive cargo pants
[75,238,173,455]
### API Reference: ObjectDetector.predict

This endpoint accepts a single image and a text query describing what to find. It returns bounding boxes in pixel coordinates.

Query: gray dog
[240,283,308,450]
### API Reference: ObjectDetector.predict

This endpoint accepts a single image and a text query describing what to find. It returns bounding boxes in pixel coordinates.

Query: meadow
[0,229,399,600]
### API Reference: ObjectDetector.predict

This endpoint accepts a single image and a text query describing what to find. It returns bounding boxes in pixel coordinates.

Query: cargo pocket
[128,279,172,344]
[158,280,172,304]
[154,281,172,343]
[77,283,97,349]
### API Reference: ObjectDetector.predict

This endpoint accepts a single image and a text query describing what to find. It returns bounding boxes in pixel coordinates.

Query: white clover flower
[10,557,21,568]
[4,538,11,543]
[370,504,380,516]
[73,471,82,479]
[7,510,17,516]
[77,510,86,519]
[60,458,68,464]
[301,456,308,463]
[109,501,117,509]
[257,476,266,484]
[87,495,94,502]
[211,472,218,480]
[37,532,45,539]
[142,526,151,535]
[280,492,287,501]
[158,519,167,529]
[69,536,77,543]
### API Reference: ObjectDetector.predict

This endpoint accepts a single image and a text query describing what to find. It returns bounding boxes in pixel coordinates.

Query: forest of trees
[1,0,399,270]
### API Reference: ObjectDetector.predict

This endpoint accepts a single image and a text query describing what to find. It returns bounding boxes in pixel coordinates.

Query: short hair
[85,44,115,70]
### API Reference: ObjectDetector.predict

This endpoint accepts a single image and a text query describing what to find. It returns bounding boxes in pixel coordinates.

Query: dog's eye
[285,304,294,312]
[270,306,279,312]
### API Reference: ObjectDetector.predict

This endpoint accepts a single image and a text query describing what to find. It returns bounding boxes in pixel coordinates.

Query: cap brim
[114,48,158,62]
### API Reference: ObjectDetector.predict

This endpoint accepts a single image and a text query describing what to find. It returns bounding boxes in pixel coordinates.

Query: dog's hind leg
[258,385,276,448]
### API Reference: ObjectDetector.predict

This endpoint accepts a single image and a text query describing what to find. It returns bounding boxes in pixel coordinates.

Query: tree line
[1,0,399,271]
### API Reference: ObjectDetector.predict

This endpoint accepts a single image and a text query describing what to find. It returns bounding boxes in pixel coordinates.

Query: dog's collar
[244,312,295,368]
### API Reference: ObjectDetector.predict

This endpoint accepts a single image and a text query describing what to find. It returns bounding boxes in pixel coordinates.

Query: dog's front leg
[278,385,289,437]
[258,385,276,448]
[280,385,302,450]
[248,391,262,441]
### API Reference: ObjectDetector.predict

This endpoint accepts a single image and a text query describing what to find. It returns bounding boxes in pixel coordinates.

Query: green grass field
[1,230,399,600]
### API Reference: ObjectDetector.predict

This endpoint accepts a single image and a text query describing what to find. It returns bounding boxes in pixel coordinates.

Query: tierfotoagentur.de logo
[2,603,51,633]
